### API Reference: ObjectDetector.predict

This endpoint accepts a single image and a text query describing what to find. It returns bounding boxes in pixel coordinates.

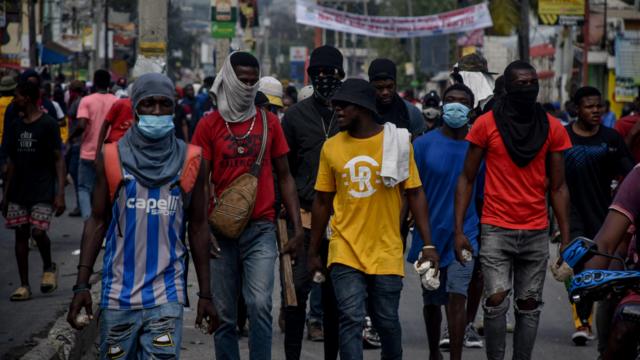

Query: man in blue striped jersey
[66,73,218,359]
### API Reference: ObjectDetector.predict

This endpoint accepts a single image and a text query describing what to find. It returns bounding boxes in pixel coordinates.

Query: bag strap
[249,108,268,176]
[103,143,124,202]
[178,144,202,194]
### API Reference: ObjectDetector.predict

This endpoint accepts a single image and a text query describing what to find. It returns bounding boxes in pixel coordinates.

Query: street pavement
[0,187,84,359]
[179,253,598,360]
[0,187,600,359]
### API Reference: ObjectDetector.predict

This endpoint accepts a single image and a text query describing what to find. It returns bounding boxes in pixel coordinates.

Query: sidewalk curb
[21,289,100,360]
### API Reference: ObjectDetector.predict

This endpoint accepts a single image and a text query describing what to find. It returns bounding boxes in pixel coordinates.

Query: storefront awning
[39,42,74,65]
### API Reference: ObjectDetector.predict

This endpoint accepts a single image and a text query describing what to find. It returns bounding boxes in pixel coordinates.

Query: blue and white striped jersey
[100,172,187,310]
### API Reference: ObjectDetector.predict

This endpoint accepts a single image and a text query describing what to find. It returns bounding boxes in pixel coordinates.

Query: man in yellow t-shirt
[308,79,439,360]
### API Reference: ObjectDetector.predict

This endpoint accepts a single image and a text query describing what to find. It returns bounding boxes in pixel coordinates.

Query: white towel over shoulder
[381,122,411,188]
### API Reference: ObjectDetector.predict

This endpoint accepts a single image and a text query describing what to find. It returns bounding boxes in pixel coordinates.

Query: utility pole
[363,0,371,65]
[314,0,323,48]
[263,5,271,75]
[406,0,418,92]
[104,0,109,70]
[518,0,530,61]
[582,0,589,86]
[135,0,168,75]
[28,0,37,67]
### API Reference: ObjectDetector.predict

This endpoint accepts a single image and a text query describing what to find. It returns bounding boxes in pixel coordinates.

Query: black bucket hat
[331,79,379,116]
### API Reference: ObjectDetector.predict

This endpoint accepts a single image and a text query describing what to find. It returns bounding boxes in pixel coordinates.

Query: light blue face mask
[136,114,175,139]
[442,102,471,129]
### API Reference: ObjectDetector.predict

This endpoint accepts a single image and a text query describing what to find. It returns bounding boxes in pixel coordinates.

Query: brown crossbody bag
[208,109,268,239]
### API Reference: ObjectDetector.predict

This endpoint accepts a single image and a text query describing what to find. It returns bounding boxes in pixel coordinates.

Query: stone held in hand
[414,260,440,290]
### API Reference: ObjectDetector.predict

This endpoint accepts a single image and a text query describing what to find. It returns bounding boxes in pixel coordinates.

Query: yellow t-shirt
[59,117,69,143]
[315,130,422,276]
[0,96,14,144]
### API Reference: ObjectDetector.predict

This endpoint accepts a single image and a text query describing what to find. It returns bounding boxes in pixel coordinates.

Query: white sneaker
[439,328,450,349]
[572,326,595,346]
[463,324,484,348]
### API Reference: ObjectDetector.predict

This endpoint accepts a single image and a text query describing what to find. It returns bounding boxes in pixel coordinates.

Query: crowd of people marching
[0,45,639,360]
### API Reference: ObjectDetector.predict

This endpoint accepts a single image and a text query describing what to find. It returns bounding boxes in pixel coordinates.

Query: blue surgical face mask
[442,102,470,129]
[136,114,175,139]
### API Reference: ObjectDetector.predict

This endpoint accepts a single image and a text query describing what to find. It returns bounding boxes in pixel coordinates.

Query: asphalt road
[0,187,84,359]
[0,189,600,359]
[179,243,599,360]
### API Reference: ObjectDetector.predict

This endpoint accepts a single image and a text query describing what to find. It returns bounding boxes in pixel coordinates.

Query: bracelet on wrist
[422,245,436,250]
[77,264,93,272]
[197,292,213,300]
[72,283,91,294]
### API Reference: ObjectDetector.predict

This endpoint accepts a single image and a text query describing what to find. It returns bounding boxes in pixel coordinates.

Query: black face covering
[494,64,549,168]
[505,84,539,110]
[311,75,342,102]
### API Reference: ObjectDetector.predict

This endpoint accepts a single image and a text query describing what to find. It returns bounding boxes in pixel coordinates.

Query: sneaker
[40,263,58,294]
[307,320,324,342]
[572,326,594,346]
[439,327,450,349]
[463,324,484,348]
[362,316,381,349]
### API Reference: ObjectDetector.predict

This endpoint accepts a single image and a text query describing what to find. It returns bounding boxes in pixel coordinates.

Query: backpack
[103,143,202,203]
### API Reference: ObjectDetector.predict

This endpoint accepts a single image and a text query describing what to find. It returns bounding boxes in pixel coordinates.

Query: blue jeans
[65,144,80,208]
[99,302,183,360]
[330,264,403,360]
[480,224,549,360]
[77,159,96,219]
[211,221,278,360]
[308,283,323,323]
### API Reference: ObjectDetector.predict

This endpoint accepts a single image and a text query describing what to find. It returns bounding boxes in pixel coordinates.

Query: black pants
[284,230,339,360]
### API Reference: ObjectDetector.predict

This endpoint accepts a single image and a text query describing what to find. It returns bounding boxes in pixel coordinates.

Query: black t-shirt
[5,113,61,206]
[282,96,339,210]
[564,124,635,238]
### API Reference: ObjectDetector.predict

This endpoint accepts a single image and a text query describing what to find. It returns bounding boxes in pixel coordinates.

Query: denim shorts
[480,224,549,302]
[422,258,475,306]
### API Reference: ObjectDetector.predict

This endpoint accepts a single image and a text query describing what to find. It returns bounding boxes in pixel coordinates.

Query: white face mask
[423,107,441,120]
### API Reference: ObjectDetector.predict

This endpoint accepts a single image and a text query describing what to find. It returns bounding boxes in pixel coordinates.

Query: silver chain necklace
[224,116,256,154]
[321,112,336,139]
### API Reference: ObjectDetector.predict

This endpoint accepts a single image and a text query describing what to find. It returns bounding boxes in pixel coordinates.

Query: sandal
[41,263,58,294]
[10,286,32,301]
